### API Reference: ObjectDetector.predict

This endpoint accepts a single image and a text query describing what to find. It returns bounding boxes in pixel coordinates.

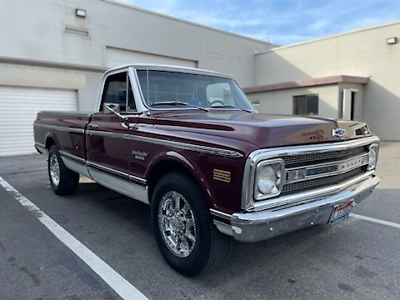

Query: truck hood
[150,110,372,150]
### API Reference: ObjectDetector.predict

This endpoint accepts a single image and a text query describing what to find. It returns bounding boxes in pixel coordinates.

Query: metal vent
[65,26,89,37]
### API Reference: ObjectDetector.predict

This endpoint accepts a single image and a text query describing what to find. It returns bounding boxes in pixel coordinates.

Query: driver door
[86,70,139,197]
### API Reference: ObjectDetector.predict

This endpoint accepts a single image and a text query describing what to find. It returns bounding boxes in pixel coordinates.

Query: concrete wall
[0,0,270,88]
[254,22,400,140]
[0,63,86,91]
[247,85,340,119]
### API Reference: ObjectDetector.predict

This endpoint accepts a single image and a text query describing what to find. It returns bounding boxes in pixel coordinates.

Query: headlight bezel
[254,159,285,201]
[368,143,379,170]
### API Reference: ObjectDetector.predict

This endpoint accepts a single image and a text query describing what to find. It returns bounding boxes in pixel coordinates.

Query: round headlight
[258,166,277,194]
[368,147,377,170]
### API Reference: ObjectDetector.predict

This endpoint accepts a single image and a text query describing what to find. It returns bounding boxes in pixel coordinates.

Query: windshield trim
[133,68,254,112]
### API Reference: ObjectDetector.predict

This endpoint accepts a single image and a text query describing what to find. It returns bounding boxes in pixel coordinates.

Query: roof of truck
[105,63,235,79]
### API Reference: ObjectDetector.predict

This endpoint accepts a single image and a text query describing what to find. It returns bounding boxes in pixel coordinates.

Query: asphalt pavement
[0,142,399,300]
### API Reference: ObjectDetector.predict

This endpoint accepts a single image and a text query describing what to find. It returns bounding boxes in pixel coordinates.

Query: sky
[116,0,399,46]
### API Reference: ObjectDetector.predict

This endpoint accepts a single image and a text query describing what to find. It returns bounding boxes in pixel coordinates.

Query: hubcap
[49,154,60,186]
[158,191,196,257]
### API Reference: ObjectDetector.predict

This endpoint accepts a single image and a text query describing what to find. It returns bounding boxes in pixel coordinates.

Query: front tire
[48,145,79,195]
[151,172,231,276]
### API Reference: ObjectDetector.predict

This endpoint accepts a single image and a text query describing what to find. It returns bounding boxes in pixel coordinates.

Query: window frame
[293,94,319,115]
[100,70,137,113]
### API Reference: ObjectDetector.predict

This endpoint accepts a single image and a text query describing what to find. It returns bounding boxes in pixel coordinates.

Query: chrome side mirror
[103,103,128,121]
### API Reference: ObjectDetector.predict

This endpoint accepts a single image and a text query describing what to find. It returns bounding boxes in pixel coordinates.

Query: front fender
[145,151,217,209]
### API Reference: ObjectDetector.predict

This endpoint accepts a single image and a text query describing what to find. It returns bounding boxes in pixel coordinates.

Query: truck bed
[34,111,93,160]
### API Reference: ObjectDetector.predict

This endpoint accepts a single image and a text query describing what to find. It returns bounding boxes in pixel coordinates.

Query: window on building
[293,94,319,115]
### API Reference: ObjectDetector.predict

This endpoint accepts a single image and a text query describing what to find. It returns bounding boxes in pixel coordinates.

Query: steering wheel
[209,100,225,107]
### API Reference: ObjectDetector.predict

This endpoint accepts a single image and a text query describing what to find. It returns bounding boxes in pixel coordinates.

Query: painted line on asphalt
[0,176,148,300]
[350,213,400,229]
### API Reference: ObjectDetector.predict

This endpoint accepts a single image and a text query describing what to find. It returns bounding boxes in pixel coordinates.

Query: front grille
[281,166,365,196]
[282,145,367,168]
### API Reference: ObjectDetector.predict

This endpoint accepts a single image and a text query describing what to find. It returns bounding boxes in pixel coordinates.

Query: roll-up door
[0,86,78,156]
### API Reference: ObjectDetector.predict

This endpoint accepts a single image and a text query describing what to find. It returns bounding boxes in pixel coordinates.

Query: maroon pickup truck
[34,64,380,276]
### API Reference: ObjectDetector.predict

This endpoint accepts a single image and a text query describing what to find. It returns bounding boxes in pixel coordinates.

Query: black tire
[151,172,231,276]
[48,145,79,195]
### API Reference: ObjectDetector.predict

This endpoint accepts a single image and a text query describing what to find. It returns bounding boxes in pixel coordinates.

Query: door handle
[87,124,98,129]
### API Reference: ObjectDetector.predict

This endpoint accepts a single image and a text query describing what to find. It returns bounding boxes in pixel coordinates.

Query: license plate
[329,201,353,225]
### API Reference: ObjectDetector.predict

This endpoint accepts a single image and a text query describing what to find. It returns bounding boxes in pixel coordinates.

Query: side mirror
[103,103,128,121]
[103,103,120,114]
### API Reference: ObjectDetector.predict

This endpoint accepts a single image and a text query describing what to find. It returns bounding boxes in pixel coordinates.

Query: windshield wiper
[151,101,209,112]
[210,104,253,113]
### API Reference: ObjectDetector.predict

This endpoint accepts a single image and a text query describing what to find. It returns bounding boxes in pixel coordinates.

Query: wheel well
[147,160,205,203]
[45,137,56,150]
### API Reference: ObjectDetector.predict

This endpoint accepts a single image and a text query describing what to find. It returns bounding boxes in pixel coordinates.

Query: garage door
[0,86,78,157]
[106,47,197,68]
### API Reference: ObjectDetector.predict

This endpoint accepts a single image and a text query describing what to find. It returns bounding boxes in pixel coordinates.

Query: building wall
[0,63,86,91]
[254,22,400,140]
[0,0,270,92]
[247,85,340,119]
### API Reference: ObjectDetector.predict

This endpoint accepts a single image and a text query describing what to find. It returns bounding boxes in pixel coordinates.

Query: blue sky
[117,0,399,46]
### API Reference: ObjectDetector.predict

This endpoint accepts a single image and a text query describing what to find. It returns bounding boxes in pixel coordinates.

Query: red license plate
[329,201,353,225]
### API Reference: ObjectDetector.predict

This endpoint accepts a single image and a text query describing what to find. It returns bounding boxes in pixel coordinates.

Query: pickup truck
[34,64,380,276]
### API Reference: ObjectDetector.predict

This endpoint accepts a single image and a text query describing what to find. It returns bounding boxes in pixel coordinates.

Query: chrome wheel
[158,191,196,258]
[49,154,60,186]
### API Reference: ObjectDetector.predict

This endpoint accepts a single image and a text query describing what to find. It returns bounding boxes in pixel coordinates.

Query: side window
[101,72,136,112]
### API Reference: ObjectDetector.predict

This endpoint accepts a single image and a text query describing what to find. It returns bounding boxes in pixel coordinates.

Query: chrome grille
[283,145,367,168]
[281,167,365,195]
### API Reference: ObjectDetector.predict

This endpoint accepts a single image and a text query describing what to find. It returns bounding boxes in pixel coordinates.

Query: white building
[0,0,399,156]
[0,0,272,156]
[244,22,400,141]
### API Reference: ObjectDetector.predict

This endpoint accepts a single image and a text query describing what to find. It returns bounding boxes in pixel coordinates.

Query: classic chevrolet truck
[34,64,380,276]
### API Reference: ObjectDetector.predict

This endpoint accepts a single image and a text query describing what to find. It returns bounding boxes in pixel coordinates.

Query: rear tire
[48,145,79,195]
[151,172,231,276]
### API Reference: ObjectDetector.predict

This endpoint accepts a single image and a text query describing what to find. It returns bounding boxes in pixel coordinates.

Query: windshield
[136,70,254,111]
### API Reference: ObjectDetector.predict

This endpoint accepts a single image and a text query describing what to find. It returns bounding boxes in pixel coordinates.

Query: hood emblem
[332,128,346,138]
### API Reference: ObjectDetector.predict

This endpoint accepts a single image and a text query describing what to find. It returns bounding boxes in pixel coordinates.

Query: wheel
[48,145,79,195]
[151,172,231,276]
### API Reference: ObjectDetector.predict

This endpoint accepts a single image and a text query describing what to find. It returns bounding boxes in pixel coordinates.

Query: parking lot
[0,142,399,300]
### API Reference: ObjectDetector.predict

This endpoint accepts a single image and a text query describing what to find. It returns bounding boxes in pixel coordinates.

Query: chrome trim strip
[59,151,86,164]
[285,153,369,184]
[35,142,46,149]
[60,155,91,179]
[86,161,147,186]
[88,166,149,205]
[86,130,243,158]
[59,151,89,177]
[38,111,93,117]
[34,142,46,154]
[210,208,232,220]
[242,136,380,212]
[58,151,147,186]
[35,123,85,134]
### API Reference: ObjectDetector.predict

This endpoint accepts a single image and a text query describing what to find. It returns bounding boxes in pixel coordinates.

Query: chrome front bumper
[217,174,379,243]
